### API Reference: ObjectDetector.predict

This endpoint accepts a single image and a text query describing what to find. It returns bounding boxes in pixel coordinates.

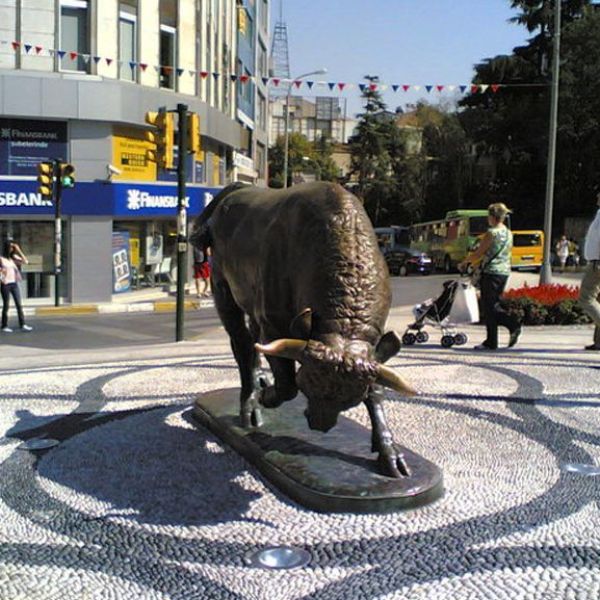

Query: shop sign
[112,231,132,294]
[0,181,54,215]
[112,127,156,181]
[0,118,68,177]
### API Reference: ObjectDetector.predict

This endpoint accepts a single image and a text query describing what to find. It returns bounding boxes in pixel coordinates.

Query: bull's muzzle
[304,408,338,433]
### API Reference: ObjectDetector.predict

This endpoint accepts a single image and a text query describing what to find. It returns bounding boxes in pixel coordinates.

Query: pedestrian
[193,245,211,297]
[578,191,600,351]
[556,235,570,272]
[458,202,521,350]
[569,238,580,269]
[1,240,33,333]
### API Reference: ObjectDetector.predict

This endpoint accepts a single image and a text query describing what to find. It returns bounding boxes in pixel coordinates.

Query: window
[60,0,89,72]
[256,142,266,179]
[257,92,266,129]
[160,0,177,89]
[258,42,267,78]
[119,2,137,81]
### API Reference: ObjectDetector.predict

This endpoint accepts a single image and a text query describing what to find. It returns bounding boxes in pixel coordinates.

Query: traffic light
[37,162,54,199]
[187,112,201,154]
[145,108,175,170]
[60,163,75,188]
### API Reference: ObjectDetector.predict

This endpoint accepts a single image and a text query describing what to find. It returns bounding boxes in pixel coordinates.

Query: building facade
[0,0,269,303]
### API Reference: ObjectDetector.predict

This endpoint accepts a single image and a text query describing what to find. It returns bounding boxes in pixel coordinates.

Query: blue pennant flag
[306,81,314,89]
[392,84,400,92]
[425,85,433,93]
[358,83,366,92]
[212,72,220,80]
[230,74,238,82]
[57,50,66,59]
[328,82,336,90]
[93,56,101,64]
[262,77,269,85]
[176,68,184,76]
[129,61,137,70]
[24,44,32,53]
[459,85,468,93]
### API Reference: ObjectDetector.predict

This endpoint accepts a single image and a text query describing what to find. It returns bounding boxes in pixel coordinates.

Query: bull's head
[255,322,416,433]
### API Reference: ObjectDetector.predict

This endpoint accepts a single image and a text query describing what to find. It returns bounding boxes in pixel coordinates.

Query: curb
[21,298,215,317]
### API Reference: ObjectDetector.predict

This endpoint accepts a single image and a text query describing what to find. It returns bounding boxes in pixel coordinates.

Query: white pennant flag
[480,84,489,93]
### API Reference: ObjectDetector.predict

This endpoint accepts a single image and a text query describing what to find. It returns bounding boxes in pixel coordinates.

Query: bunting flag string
[2,36,551,96]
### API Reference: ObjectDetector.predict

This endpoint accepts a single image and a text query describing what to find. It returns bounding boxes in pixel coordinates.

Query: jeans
[1,283,25,328]
[480,273,519,348]
[578,261,600,346]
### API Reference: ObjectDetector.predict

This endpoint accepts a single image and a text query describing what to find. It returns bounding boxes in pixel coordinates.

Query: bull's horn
[375,364,417,396]
[255,339,307,361]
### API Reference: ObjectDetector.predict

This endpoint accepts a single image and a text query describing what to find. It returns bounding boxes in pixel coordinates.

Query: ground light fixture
[244,546,311,569]
[561,463,600,476]
[17,438,60,451]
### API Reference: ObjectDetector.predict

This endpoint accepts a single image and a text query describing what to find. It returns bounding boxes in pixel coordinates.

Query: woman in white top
[1,240,32,333]
[556,235,570,271]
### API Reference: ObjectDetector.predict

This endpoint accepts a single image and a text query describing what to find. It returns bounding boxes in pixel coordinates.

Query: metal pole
[540,0,561,285]
[53,159,62,307]
[282,87,291,188]
[175,103,188,342]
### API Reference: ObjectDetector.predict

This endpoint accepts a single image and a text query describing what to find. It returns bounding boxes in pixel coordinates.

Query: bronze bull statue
[191,182,417,478]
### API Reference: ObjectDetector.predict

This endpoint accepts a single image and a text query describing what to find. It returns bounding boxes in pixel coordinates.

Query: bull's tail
[189,182,247,248]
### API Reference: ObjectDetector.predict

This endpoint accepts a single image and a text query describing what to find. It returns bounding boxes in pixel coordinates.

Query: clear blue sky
[276,0,531,118]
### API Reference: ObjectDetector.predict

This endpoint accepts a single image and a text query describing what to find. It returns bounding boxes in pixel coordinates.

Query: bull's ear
[290,308,313,339]
[375,331,402,363]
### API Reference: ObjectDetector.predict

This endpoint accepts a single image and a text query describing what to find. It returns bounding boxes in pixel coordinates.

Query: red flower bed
[503,283,580,306]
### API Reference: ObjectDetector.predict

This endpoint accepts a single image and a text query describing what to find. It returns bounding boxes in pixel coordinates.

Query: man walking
[579,191,600,350]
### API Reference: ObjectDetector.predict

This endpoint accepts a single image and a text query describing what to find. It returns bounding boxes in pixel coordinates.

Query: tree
[268,132,320,188]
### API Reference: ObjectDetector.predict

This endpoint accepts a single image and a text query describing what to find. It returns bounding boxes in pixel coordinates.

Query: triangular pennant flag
[272,78,280,87]
[306,80,314,89]
[413,85,421,91]
[262,77,269,85]
[57,50,66,59]
[359,83,367,92]
[293,80,302,88]
[369,83,377,91]
[93,55,101,64]
[212,72,219,79]
[69,51,78,61]
[230,74,238,82]
[328,82,336,90]
[447,85,456,92]
[163,66,173,74]
[240,74,249,83]
[402,85,411,92]
[188,70,195,76]
[81,54,90,63]
[48,49,56,56]
[140,63,148,71]
[337,82,346,91]
[200,71,209,79]
[459,85,468,93]
[425,85,433,93]
[35,46,43,55]
[480,84,489,93]
[24,44,32,54]
[11,41,20,51]
[471,84,479,93]
[392,84,400,92]
[379,84,388,91]
[176,68,184,76]
[491,84,500,93]
[106,57,113,66]
[154,65,160,73]
[436,85,444,92]
[129,61,137,70]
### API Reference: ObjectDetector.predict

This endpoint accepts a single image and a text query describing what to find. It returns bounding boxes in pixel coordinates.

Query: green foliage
[502,296,591,325]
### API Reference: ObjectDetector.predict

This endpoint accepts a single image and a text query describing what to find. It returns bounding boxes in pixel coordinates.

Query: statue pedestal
[193,388,443,514]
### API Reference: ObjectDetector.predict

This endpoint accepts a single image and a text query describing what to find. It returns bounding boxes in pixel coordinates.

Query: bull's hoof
[241,391,264,428]
[378,449,411,478]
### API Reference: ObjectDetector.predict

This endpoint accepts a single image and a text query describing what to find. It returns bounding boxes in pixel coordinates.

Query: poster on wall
[112,231,132,294]
[145,233,163,266]
[0,118,68,176]
[112,126,157,181]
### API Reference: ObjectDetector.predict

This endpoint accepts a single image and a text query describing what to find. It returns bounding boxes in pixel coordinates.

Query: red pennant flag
[491,84,500,93]
[139,63,148,71]
[162,66,173,74]
[11,41,20,51]
[69,51,78,61]
[272,78,280,87]
[337,82,346,91]
[402,85,410,92]
[240,74,249,83]
[293,80,302,88]
[200,71,209,79]
[106,58,113,66]
[369,83,377,91]
[35,46,43,54]
[436,85,444,92]
[471,84,479,94]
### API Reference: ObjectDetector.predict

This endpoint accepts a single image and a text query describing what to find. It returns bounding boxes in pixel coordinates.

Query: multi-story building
[0,0,269,303]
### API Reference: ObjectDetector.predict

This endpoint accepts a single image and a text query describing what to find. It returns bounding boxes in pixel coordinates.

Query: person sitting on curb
[578,191,600,351]
[1,240,33,333]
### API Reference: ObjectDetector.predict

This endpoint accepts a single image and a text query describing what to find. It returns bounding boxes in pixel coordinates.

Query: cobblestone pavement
[1,321,599,600]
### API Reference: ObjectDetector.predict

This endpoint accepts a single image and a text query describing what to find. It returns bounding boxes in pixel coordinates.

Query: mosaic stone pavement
[1,330,600,600]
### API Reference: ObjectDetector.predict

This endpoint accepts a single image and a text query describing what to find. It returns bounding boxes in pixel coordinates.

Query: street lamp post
[540,0,561,285]
[282,68,327,188]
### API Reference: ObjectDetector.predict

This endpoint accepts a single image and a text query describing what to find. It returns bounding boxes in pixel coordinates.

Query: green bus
[410,209,497,272]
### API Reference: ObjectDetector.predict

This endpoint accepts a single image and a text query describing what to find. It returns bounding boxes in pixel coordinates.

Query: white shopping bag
[448,282,480,324]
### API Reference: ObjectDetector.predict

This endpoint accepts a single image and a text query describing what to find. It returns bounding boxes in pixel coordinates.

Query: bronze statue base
[192,388,443,514]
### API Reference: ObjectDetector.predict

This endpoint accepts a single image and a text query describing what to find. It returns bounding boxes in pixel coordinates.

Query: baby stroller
[402,279,479,348]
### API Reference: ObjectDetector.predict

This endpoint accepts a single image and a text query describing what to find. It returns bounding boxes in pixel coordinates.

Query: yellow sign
[112,127,157,181]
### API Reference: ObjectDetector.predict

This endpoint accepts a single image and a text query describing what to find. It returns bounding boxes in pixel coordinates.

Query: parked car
[383,246,433,276]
